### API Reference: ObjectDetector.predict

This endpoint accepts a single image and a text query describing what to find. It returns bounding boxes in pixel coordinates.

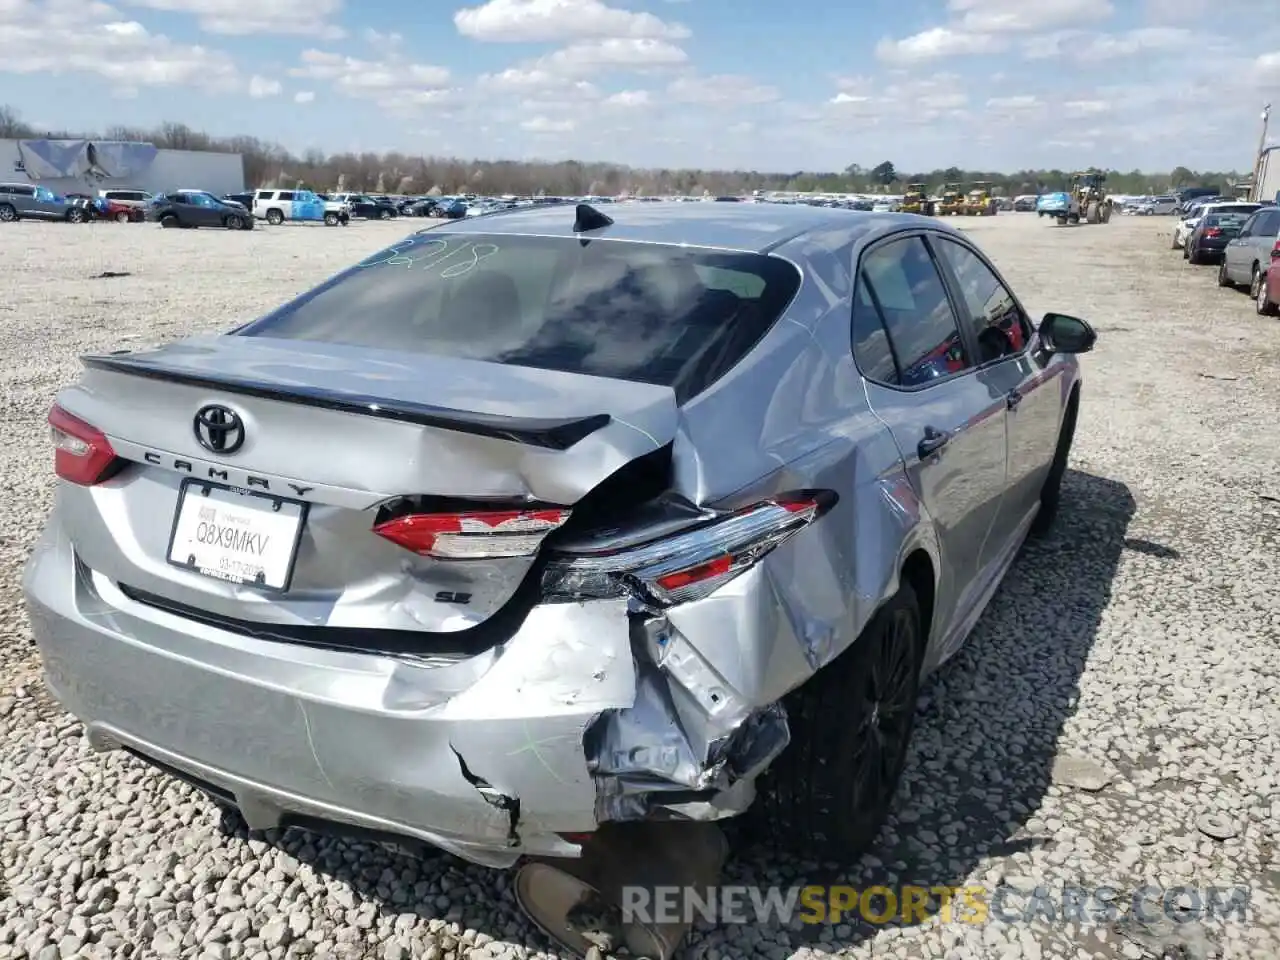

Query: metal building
[0,138,245,197]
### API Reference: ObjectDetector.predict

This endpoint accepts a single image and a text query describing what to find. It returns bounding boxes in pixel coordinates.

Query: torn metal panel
[585,612,790,823]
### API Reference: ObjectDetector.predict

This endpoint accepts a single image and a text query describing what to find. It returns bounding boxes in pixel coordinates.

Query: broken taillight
[541,491,835,607]
[48,403,121,486]
[373,508,571,559]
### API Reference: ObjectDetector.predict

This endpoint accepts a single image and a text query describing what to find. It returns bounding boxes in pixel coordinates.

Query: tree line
[0,105,1241,198]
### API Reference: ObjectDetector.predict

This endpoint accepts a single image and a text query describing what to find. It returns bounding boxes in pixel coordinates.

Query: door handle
[917,426,951,460]
[1006,389,1023,410]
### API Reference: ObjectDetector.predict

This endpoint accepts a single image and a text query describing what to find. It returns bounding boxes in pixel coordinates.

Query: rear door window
[237,233,802,401]
[1253,208,1280,237]
[858,236,971,387]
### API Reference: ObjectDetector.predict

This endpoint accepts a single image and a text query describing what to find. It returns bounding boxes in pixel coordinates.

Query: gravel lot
[0,212,1277,960]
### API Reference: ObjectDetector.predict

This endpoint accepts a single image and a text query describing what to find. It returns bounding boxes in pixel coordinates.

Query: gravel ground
[0,212,1277,960]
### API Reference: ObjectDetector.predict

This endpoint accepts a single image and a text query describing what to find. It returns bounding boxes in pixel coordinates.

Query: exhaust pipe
[514,821,729,960]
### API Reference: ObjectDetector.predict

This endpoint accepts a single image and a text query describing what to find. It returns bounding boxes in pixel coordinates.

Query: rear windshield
[237,233,802,399]
[1207,204,1259,216]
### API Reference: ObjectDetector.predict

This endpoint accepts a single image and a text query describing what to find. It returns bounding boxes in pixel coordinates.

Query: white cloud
[666,73,779,105]
[289,49,454,110]
[876,27,1006,63]
[543,37,687,72]
[0,0,241,92]
[294,89,315,103]
[1063,98,1109,116]
[454,0,689,43]
[986,94,1040,110]
[604,89,651,106]
[363,27,402,45]
[121,0,344,37]
[948,0,1112,33]
[248,74,281,98]
[520,115,575,132]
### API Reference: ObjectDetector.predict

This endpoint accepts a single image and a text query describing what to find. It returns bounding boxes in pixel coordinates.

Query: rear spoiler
[80,353,611,451]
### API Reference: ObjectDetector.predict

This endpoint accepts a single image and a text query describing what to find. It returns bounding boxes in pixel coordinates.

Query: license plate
[166,480,307,592]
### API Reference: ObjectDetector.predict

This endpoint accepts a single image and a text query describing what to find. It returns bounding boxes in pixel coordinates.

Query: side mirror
[1271,248,1280,260]
[1038,313,1096,355]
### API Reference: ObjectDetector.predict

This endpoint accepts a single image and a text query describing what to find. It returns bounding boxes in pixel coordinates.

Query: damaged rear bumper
[23,518,801,868]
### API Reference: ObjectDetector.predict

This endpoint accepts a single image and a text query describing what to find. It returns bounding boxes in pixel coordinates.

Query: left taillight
[373,508,572,559]
[1203,227,1222,238]
[48,403,121,486]
[541,490,837,608]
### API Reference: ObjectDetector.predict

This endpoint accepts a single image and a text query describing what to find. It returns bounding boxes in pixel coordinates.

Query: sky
[2,0,1279,173]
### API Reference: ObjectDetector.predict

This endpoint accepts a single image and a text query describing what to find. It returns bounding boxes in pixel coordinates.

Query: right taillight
[48,404,120,486]
[541,490,837,607]
[1204,227,1222,238]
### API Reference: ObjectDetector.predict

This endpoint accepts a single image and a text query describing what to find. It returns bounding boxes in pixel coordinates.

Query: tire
[1101,204,1112,224]
[1257,270,1279,316]
[1030,390,1079,538]
[1218,260,1235,288]
[1086,202,1099,224]
[324,212,339,226]
[266,209,284,225]
[379,208,393,220]
[750,581,925,861]
[1187,245,1201,265]
[67,207,86,223]
[0,203,15,222]
[115,210,130,223]
[1250,264,1266,303]
[224,214,243,230]
[160,214,179,229]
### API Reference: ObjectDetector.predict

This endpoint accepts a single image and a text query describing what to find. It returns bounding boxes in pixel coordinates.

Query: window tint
[934,238,1030,364]
[851,280,898,384]
[278,191,295,201]
[1255,209,1280,237]
[859,237,969,387]
[13,185,35,197]
[1210,204,1260,216]
[256,191,273,199]
[237,234,802,402]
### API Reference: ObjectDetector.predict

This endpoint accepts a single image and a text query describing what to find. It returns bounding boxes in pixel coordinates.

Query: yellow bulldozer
[900,182,935,216]
[936,182,964,216]
[960,181,998,216]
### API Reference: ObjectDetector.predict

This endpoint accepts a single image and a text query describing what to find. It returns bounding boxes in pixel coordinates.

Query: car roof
[431,200,934,253]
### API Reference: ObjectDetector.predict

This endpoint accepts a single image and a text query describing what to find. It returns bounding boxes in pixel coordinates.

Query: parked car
[1012,195,1038,212]
[1256,251,1280,316]
[329,193,398,219]
[98,188,153,219]
[0,182,91,222]
[146,191,254,229]
[428,198,467,219]
[1218,205,1280,300]
[1136,196,1180,215]
[102,199,145,223]
[23,203,1095,891]
[223,192,256,209]
[252,189,349,226]
[1185,212,1252,264]
[1172,201,1261,249]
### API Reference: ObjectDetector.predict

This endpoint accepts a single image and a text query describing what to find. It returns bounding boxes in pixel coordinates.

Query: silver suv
[98,188,153,211]
[0,182,89,223]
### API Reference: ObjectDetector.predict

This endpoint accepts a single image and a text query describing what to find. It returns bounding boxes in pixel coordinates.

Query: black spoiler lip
[80,353,612,451]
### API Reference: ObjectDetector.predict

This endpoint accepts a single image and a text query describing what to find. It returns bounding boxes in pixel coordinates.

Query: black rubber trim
[117,583,515,659]
[80,353,611,450]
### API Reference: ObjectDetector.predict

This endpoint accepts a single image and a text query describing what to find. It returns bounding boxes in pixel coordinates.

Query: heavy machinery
[900,182,934,216]
[1036,171,1113,224]
[960,181,998,216]
[936,182,964,215]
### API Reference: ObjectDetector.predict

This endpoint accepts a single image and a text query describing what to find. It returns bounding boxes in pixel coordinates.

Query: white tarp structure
[16,139,158,182]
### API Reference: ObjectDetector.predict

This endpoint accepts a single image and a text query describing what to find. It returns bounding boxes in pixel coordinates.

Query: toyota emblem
[193,404,245,454]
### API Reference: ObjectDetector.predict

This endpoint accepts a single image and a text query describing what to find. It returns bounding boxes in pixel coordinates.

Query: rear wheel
[1218,260,1235,288]
[1031,390,1079,538]
[1257,271,1279,316]
[379,208,394,220]
[751,582,924,861]
[224,214,243,230]
[115,210,130,223]
[266,209,284,225]
[66,207,86,223]
[324,211,339,226]
[160,213,179,229]
[1249,264,1265,302]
